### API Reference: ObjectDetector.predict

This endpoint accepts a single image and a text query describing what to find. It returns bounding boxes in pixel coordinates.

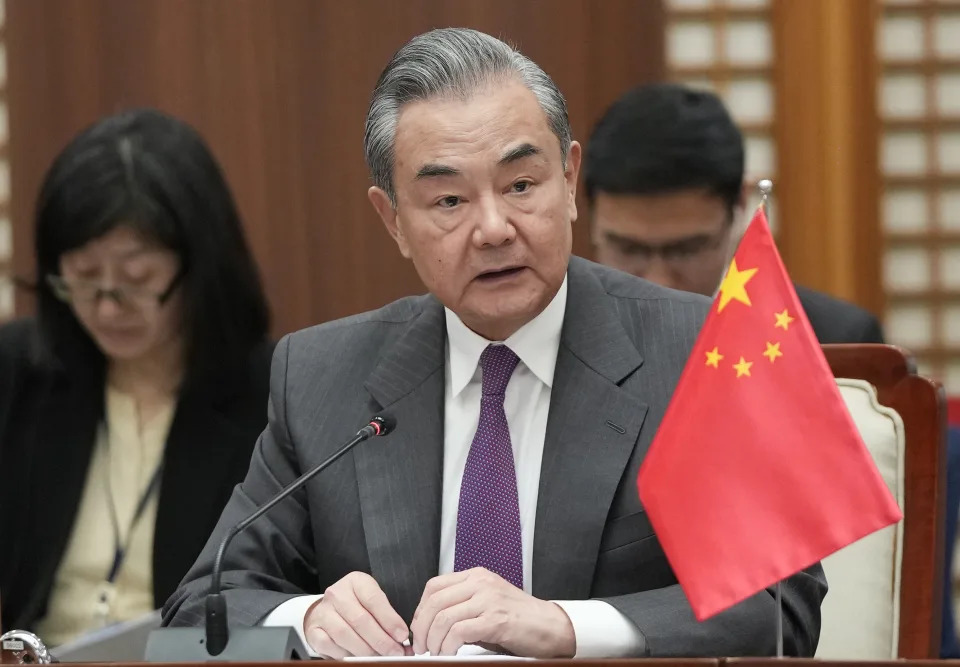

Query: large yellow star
[763,341,783,363]
[705,347,724,368]
[774,309,795,331]
[717,259,758,313]
[733,356,753,378]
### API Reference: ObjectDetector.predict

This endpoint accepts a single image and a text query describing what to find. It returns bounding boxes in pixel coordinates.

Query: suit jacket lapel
[152,388,254,606]
[20,371,101,627]
[357,298,446,622]
[533,259,648,601]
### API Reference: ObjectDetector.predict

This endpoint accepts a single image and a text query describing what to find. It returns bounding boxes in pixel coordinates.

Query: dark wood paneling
[7,0,664,336]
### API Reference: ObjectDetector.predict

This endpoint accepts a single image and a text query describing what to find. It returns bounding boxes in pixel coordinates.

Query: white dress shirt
[266,275,644,657]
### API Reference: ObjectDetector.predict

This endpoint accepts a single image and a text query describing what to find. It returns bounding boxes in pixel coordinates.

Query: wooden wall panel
[772,0,883,317]
[7,0,665,337]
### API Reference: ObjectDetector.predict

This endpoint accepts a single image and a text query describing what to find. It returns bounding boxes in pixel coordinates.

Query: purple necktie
[454,344,523,588]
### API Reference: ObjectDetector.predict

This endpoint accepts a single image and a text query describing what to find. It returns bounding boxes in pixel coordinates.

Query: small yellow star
[774,309,795,331]
[733,356,753,378]
[705,347,724,368]
[763,342,783,363]
[717,259,758,313]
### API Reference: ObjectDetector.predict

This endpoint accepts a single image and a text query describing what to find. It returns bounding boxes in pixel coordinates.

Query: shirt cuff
[553,599,646,658]
[262,594,324,658]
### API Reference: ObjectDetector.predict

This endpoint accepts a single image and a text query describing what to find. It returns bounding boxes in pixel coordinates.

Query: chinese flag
[637,207,902,621]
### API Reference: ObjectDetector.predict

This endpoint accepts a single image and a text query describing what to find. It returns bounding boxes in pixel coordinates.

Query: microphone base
[144,627,310,661]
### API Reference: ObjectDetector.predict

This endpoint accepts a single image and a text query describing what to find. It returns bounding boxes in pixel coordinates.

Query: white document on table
[344,643,535,661]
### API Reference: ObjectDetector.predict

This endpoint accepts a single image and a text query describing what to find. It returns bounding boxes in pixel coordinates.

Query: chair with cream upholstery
[815,344,946,659]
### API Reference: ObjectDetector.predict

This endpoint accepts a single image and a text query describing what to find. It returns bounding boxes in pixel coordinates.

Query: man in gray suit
[164,28,826,659]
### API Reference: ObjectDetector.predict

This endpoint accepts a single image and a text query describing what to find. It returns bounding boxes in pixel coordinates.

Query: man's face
[369,79,581,341]
[592,189,739,296]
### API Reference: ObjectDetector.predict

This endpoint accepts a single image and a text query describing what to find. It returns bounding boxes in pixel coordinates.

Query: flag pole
[757,177,784,659]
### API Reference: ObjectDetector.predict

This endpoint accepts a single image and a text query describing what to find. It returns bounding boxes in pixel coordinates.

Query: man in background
[586,83,884,344]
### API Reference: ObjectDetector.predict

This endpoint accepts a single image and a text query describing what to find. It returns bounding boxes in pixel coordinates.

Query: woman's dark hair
[34,108,270,386]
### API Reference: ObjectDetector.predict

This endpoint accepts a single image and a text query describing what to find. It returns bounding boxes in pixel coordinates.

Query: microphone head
[369,414,396,436]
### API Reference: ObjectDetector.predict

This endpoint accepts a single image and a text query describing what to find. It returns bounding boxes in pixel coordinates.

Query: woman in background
[0,108,273,645]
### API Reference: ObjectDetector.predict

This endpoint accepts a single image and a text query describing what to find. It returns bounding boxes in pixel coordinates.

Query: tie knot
[479,344,520,396]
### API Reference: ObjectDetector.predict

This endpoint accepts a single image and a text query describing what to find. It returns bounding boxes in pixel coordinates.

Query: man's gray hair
[364,28,572,205]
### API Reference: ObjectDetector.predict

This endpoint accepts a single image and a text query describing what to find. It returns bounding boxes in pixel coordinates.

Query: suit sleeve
[852,312,885,344]
[599,563,826,657]
[162,335,319,627]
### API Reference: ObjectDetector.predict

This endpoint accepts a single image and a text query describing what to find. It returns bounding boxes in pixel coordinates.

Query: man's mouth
[475,266,526,282]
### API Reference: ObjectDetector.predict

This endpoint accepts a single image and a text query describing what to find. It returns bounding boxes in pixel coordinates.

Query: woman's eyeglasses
[45,270,184,309]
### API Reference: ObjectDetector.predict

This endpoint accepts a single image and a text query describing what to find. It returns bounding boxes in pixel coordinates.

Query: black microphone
[188,414,395,659]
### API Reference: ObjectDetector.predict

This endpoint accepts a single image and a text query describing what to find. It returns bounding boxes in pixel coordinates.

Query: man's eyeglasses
[45,270,184,309]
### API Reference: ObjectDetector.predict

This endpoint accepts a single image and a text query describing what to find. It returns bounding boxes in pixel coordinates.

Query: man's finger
[330,592,403,656]
[439,618,489,657]
[417,570,471,612]
[305,626,347,660]
[353,577,409,644]
[425,598,482,656]
[411,580,478,654]
[322,610,378,657]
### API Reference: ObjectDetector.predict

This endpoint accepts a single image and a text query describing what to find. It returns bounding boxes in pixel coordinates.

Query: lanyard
[102,432,164,584]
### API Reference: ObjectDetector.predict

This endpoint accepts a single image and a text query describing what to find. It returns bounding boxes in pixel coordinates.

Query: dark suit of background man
[164,29,826,659]
[586,83,884,344]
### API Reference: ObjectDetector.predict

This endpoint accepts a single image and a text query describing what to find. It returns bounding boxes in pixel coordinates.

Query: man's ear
[368,186,411,258]
[589,216,598,250]
[565,141,582,223]
[738,180,750,211]
[728,180,754,238]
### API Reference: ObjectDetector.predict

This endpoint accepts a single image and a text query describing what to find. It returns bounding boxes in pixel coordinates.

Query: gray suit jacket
[163,257,826,657]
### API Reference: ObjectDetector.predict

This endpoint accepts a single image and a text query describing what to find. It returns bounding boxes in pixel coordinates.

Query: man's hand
[410,568,576,657]
[304,572,410,658]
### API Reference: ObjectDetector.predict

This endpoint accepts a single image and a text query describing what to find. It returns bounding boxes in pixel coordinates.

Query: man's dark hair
[584,83,745,211]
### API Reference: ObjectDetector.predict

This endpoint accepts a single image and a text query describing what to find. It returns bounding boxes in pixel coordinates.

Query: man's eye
[511,181,532,193]
[663,242,707,259]
[613,241,652,256]
[437,196,461,208]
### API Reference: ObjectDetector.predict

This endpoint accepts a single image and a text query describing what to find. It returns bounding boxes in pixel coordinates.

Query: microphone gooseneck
[204,414,395,656]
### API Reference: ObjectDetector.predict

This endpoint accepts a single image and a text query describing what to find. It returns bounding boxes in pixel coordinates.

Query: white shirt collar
[444,274,568,398]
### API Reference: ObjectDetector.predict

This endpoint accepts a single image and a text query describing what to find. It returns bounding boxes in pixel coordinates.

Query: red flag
[637,207,902,621]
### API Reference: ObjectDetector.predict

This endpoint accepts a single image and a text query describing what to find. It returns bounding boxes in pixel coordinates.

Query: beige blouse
[34,385,173,647]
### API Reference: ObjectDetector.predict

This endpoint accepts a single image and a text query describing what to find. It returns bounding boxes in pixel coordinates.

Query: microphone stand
[144,415,394,662]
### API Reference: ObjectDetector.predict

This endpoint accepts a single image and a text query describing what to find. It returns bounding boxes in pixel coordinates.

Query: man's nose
[474,197,515,247]
[636,256,681,291]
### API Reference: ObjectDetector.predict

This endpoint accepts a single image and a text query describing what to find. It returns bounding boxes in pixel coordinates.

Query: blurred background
[6,0,956,371]
[0,0,957,603]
